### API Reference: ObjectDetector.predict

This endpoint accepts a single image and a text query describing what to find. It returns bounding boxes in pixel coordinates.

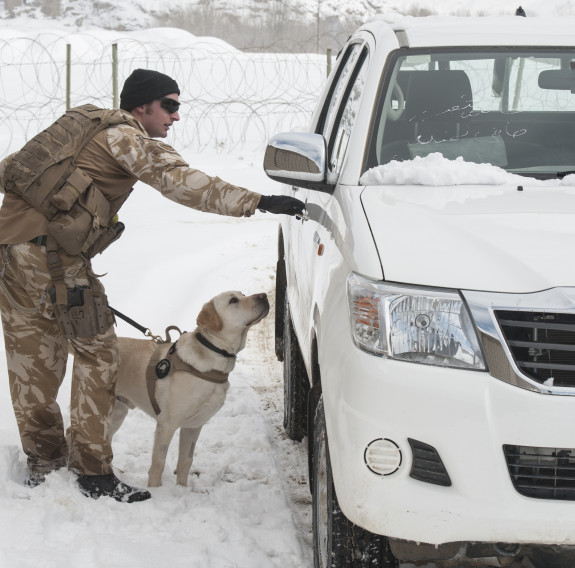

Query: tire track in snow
[243,289,313,563]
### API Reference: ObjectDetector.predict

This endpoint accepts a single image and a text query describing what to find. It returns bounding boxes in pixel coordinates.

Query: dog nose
[257,293,267,300]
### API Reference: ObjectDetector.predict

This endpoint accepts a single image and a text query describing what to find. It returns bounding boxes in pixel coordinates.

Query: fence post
[112,43,118,109]
[66,44,71,110]
[327,48,332,77]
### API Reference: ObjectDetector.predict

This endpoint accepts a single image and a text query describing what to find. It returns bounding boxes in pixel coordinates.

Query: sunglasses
[159,97,180,113]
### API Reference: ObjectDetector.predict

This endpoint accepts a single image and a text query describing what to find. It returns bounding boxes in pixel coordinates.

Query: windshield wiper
[556,170,575,179]
[511,170,575,180]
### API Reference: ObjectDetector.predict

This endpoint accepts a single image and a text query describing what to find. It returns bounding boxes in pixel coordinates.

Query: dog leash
[110,306,182,344]
[110,306,147,335]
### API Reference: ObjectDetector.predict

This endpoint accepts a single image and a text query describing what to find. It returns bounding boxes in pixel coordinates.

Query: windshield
[368,49,575,179]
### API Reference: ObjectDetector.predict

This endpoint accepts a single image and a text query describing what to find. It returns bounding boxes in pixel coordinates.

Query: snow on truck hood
[359,154,575,293]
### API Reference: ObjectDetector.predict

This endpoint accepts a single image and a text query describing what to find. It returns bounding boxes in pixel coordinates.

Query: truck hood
[360,184,575,293]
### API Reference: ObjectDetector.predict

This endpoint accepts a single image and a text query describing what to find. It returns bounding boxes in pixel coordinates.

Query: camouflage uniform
[0,110,262,476]
[0,243,118,475]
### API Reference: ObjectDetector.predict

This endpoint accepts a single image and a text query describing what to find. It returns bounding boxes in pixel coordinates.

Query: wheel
[312,398,399,568]
[282,293,309,441]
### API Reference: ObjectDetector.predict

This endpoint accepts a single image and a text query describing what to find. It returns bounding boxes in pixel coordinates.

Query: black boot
[25,456,68,487]
[77,473,151,503]
[25,470,47,488]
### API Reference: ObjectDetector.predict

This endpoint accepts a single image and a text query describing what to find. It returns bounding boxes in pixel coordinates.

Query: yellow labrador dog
[110,291,269,487]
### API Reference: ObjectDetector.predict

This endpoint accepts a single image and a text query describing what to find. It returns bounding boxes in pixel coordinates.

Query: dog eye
[229,297,239,304]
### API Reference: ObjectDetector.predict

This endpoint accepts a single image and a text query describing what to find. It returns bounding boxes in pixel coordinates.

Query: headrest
[403,70,473,122]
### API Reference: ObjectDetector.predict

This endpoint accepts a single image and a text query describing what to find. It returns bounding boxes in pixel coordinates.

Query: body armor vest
[3,104,137,256]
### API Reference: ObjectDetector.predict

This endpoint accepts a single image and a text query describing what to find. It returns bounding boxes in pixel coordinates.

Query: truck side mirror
[263,132,335,193]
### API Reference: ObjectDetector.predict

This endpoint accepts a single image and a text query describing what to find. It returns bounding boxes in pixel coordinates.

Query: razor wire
[0,32,327,158]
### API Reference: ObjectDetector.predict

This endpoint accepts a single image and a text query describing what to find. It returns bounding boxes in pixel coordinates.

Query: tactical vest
[3,104,138,257]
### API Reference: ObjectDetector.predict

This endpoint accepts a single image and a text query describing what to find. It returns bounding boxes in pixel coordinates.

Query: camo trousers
[0,242,118,476]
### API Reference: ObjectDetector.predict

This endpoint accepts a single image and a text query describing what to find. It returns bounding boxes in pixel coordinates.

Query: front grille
[504,445,575,500]
[408,438,451,487]
[494,310,575,387]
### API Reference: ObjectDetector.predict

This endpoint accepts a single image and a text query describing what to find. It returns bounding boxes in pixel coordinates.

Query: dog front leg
[148,423,178,487]
[109,397,130,439]
[176,426,203,486]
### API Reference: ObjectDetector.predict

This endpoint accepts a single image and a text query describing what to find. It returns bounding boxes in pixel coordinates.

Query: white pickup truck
[264,14,575,568]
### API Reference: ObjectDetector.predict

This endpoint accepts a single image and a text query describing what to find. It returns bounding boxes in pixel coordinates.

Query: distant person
[0,68,304,503]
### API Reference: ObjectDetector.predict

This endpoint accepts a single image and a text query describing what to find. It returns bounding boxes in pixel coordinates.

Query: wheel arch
[307,331,323,488]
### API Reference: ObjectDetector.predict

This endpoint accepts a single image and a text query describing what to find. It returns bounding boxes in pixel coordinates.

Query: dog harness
[145,338,229,415]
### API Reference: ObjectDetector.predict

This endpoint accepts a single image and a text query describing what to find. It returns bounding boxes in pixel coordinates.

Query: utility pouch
[86,221,125,258]
[49,285,114,340]
[48,205,94,256]
[50,168,92,211]
[47,184,112,256]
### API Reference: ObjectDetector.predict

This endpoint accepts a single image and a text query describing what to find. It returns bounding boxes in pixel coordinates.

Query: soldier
[0,69,304,503]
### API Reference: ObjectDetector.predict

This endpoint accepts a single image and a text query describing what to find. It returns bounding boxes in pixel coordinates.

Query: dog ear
[197,300,223,332]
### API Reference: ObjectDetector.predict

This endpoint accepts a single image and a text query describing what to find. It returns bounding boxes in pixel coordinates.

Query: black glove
[258,195,305,216]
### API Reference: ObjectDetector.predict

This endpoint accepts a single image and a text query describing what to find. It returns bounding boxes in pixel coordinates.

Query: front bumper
[320,330,575,546]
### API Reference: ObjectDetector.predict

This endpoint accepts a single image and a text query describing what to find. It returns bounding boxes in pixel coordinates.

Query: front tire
[312,398,398,568]
[282,294,309,441]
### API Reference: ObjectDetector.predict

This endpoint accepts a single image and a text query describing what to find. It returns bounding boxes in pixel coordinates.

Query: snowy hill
[1,0,572,52]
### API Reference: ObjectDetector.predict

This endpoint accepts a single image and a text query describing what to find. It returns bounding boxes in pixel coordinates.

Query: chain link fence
[0,31,328,157]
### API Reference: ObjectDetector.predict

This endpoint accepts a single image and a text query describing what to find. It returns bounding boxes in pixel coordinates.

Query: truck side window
[329,50,368,174]
[317,43,364,140]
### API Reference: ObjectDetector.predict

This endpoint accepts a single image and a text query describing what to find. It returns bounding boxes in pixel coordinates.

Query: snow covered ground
[0,150,315,568]
[0,18,317,568]
[0,5,572,567]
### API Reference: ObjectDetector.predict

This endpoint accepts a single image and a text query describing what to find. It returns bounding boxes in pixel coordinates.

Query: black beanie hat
[120,69,180,111]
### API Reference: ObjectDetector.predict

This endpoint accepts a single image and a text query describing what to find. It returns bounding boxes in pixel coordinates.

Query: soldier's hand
[258,195,305,216]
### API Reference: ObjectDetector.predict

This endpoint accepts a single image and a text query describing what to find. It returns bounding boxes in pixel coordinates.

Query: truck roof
[363,16,575,49]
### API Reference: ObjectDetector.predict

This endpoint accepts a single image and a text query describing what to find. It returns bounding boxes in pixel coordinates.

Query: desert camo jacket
[0,111,263,245]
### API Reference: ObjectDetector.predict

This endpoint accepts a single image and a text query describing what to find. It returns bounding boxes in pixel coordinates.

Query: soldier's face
[140,94,180,138]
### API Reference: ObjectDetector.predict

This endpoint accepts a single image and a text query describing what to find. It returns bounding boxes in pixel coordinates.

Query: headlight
[347,273,486,370]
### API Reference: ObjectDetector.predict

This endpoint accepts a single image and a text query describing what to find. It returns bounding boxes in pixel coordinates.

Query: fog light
[364,438,402,476]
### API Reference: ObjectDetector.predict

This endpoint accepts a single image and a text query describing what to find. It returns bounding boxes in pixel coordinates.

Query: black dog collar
[196,332,236,359]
